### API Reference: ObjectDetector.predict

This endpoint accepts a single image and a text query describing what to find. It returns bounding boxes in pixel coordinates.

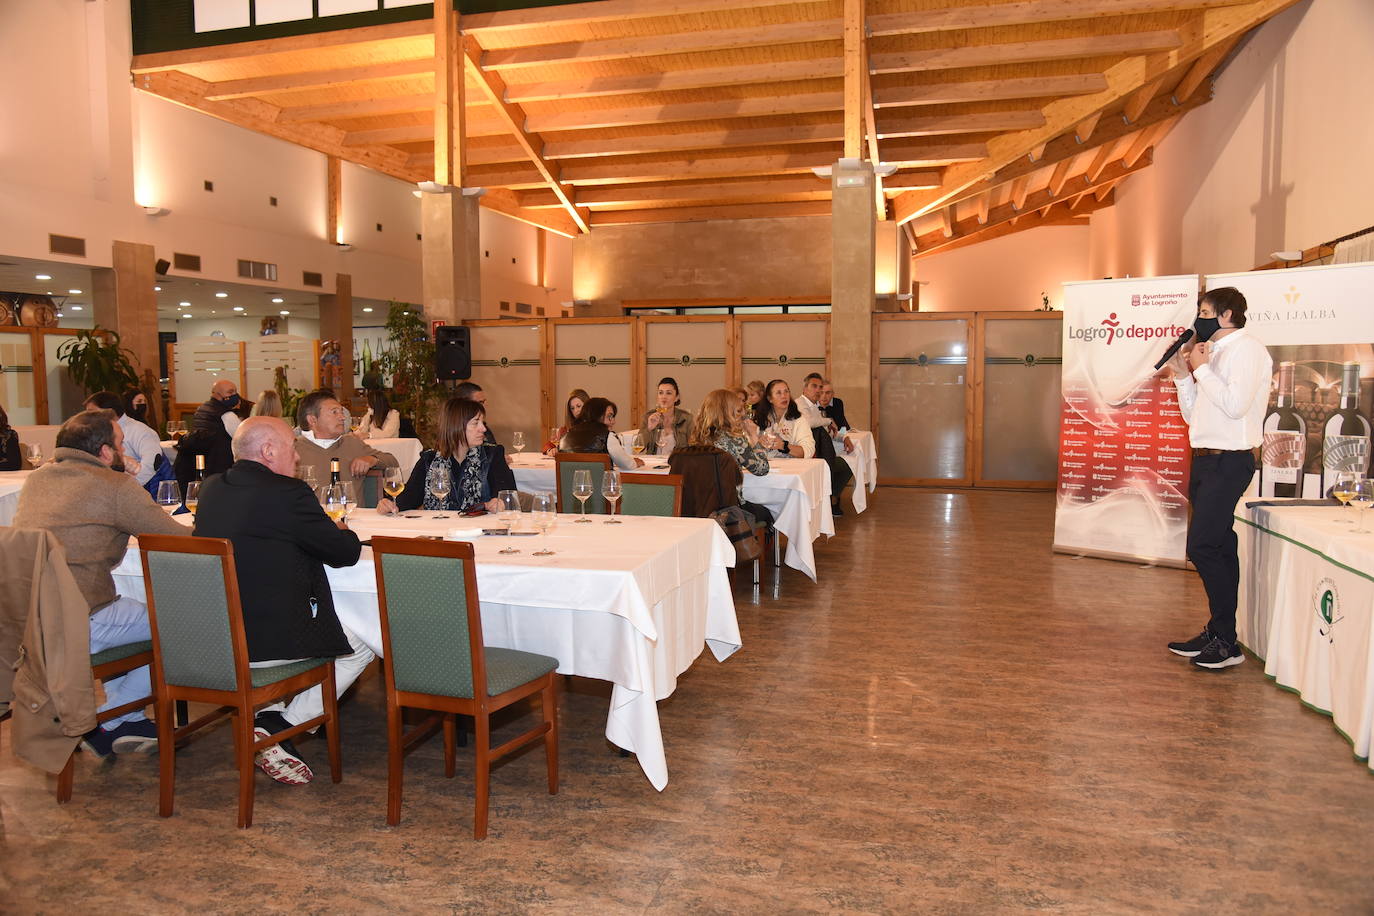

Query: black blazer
[193,459,360,662]
[820,397,850,431]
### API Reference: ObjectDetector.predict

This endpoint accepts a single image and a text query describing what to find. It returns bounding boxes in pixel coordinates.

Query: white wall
[913,225,1091,312]
[1089,0,1374,278]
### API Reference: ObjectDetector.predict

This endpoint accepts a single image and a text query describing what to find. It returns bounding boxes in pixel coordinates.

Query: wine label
[1323,435,1371,471]
[1266,464,1299,484]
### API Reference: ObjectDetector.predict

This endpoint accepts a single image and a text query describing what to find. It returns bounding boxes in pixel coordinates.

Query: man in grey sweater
[13,409,185,757]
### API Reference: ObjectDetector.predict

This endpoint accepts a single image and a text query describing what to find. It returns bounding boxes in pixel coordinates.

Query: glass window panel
[42,332,85,424]
[877,319,969,481]
[980,317,1063,482]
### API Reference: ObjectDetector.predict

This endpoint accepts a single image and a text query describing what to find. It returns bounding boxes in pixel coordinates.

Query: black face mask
[221,394,241,410]
[128,404,148,421]
[1193,316,1221,342]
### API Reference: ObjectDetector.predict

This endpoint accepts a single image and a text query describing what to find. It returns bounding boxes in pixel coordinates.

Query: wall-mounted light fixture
[336,243,354,252]
[143,206,171,216]
[1271,250,1303,262]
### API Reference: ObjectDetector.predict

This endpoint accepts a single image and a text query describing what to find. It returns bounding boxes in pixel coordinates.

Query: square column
[830,159,876,431]
[318,273,354,407]
[91,240,160,381]
[421,191,482,325]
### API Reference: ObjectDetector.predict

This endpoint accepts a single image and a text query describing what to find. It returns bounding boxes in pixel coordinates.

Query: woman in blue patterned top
[691,388,770,477]
[378,397,515,514]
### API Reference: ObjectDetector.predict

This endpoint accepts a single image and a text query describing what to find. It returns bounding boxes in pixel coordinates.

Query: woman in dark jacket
[0,403,21,470]
[379,396,515,514]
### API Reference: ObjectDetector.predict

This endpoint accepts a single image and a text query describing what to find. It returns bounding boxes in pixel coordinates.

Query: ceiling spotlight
[362,307,374,313]
[70,305,83,311]
[232,306,245,312]
[271,297,284,304]
[279,310,290,316]
[215,291,228,298]
[68,288,82,295]
[35,274,51,280]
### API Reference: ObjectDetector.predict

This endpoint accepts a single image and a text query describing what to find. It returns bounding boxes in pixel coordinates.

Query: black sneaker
[80,726,117,760]
[109,719,161,754]
[1168,628,1213,657]
[1192,636,1244,670]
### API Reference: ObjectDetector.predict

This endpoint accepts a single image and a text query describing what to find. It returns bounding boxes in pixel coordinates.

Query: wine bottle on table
[1260,361,1305,498]
[330,458,341,485]
[1320,361,1371,493]
[194,454,206,481]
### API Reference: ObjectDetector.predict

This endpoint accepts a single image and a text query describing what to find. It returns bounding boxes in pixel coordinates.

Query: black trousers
[1185,450,1255,644]
[811,426,853,499]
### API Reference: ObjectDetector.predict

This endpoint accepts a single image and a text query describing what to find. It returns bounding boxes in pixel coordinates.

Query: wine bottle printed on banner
[1320,361,1371,492]
[1260,361,1305,498]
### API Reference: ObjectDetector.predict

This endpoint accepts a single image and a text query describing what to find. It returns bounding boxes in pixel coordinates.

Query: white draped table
[0,470,34,526]
[1236,502,1374,772]
[365,437,422,479]
[112,508,741,790]
[837,430,878,513]
[507,453,833,580]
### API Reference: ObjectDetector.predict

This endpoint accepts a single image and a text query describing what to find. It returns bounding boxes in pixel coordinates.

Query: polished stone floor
[2,489,1372,913]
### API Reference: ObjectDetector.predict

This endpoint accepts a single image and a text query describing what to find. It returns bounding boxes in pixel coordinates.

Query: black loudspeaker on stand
[434,325,472,380]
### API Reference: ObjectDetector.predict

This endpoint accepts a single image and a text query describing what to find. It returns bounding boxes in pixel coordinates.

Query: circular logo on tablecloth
[1314,576,1343,643]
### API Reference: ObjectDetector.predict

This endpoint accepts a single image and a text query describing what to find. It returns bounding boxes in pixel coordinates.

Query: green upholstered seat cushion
[483,647,558,697]
[249,658,331,688]
[90,640,152,667]
[620,481,678,517]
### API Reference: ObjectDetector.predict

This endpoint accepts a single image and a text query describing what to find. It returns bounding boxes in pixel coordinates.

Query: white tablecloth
[0,470,34,526]
[111,509,741,790]
[1236,502,1374,772]
[365,437,422,479]
[838,430,878,513]
[508,453,834,580]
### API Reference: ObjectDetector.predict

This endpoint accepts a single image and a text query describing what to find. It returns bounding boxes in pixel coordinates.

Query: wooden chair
[553,451,612,515]
[56,641,156,803]
[619,473,684,517]
[371,536,559,839]
[138,534,341,829]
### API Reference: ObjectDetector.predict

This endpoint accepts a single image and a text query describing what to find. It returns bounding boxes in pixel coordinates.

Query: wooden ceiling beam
[1047,157,1074,196]
[873,73,1107,107]
[480,188,580,238]
[1084,140,1116,182]
[1174,35,1241,102]
[893,0,1292,225]
[878,110,1047,139]
[939,206,955,238]
[869,30,1182,74]
[344,117,507,146]
[588,200,833,226]
[462,0,804,34]
[913,206,1096,259]
[460,36,588,233]
[866,0,1251,37]
[1075,111,1102,143]
[844,0,864,161]
[975,193,990,225]
[1123,77,1165,123]
[1010,174,1030,211]
[202,59,436,101]
[277,94,434,123]
[130,19,432,72]
[515,170,941,209]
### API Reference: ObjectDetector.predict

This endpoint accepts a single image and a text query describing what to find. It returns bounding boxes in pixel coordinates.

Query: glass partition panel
[468,322,543,452]
[980,316,1063,484]
[244,334,315,402]
[553,321,633,437]
[644,319,728,421]
[738,318,828,395]
[42,331,84,423]
[0,329,38,425]
[876,317,970,482]
[173,337,242,408]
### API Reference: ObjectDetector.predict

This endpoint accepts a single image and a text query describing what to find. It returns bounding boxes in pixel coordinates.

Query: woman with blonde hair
[543,387,589,455]
[745,380,766,407]
[692,388,770,477]
[250,389,283,419]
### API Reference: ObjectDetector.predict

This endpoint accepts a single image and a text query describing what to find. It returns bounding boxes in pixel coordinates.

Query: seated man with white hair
[193,416,375,785]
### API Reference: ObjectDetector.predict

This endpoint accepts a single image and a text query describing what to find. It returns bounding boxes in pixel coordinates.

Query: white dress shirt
[117,413,162,486]
[1172,328,1273,450]
[795,394,825,430]
[222,411,241,436]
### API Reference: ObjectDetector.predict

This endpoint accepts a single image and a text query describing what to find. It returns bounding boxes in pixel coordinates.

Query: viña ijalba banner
[1053,276,1200,565]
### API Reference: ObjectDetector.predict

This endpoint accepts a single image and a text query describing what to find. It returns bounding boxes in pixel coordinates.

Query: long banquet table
[112,508,741,790]
[0,470,34,526]
[1236,501,1374,772]
[507,452,834,580]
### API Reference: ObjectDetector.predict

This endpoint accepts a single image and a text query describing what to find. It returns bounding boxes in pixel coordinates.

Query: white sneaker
[253,726,314,785]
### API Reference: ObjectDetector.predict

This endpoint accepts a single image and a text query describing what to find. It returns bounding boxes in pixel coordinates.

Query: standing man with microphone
[1163,287,1272,669]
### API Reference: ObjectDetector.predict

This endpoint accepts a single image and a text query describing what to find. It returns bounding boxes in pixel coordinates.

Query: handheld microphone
[1153,328,1194,370]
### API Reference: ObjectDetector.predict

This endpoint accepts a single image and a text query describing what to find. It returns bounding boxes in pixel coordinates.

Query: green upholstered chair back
[378,552,478,699]
[619,476,682,517]
[144,551,238,691]
[556,457,607,515]
[358,470,381,509]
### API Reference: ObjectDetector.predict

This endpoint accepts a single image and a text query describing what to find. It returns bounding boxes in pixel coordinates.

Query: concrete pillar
[420,191,482,325]
[318,273,354,408]
[91,240,160,380]
[830,160,876,430]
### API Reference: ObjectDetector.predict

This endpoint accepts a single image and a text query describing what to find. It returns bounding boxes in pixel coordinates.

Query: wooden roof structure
[131,0,1299,253]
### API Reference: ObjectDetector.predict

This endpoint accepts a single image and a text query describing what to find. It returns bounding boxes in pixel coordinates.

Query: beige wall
[1089,0,1374,278]
[913,225,1091,312]
[573,216,832,310]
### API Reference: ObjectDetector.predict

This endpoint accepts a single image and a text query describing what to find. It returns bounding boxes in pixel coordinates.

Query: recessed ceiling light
[69,305,83,311]
[181,312,192,318]
[279,310,290,316]
[210,310,217,315]
[68,289,82,295]
[232,306,244,312]
[55,312,64,318]
[362,307,373,313]
[179,301,191,307]
[215,292,228,298]
[271,297,284,304]
[154,286,162,291]
[35,274,51,280]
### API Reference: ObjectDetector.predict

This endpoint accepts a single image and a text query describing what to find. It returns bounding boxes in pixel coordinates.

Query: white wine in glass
[184,481,201,516]
[572,469,594,522]
[1332,471,1358,523]
[383,467,405,501]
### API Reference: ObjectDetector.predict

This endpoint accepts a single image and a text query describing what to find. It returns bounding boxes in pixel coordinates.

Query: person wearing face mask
[1163,287,1272,671]
[121,387,151,427]
[378,396,515,514]
[12,409,186,757]
[173,378,242,492]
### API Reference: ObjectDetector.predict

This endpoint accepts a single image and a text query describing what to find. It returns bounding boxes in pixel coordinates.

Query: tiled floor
[3,489,1372,913]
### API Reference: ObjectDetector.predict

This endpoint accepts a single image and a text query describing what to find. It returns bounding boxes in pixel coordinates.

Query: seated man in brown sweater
[13,409,186,757]
[294,389,398,488]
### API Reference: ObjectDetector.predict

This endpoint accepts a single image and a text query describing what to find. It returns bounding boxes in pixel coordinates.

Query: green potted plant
[57,327,140,395]
[381,302,443,442]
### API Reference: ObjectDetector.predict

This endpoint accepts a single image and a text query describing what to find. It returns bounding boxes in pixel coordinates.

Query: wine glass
[184,480,201,516]
[512,431,526,454]
[383,466,405,503]
[322,482,348,525]
[532,491,556,555]
[349,413,362,435]
[602,469,622,524]
[1332,471,1359,523]
[428,461,452,508]
[25,443,43,468]
[155,480,181,513]
[338,480,356,525]
[572,469,594,522]
[497,489,522,554]
[298,465,317,487]
[1350,478,1374,533]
